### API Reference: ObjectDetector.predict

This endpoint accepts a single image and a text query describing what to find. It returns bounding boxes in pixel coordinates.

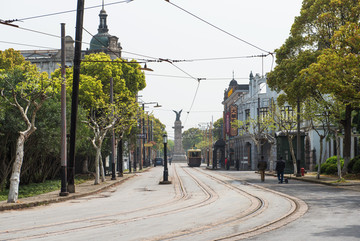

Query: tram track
[151,166,266,241]
[152,166,307,241]
[0,165,185,240]
[188,168,308,240]
[0,164,218,240]
[0,165,307,241]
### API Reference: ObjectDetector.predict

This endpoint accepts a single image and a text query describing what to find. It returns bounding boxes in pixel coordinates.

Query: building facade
[21,5,122,75]
[223,72,278,171]
[222,72,359,172]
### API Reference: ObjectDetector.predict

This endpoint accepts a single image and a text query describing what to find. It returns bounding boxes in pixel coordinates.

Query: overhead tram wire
[184,81,201,127]
[5,0,134,23]
[164,0,272,55]
[155,58,205,127]
[145,73,249,81]
[2,19,271,69]
[0,40,58,50]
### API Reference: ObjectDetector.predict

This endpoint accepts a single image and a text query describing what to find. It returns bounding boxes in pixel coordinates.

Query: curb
[267,172,360,187]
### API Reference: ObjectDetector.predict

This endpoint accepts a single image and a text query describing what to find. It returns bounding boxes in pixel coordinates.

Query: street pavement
[0,169,359,212]
[0,173,136,211]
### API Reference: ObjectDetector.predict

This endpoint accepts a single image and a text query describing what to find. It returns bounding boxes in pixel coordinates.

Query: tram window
[190,152,200,157]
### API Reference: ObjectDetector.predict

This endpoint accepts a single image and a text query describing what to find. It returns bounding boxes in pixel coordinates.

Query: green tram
[187,148,202,167]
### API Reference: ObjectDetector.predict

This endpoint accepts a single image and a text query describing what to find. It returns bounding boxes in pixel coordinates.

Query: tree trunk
[7,133,26,203]
[94,146,101,185]
[317,136,325,179]
[342,104,352,175]
[99,153,105,182]
[336,133,342,180]
[82,156,89,174]
[288,135,297,175]
[256,140,261,166]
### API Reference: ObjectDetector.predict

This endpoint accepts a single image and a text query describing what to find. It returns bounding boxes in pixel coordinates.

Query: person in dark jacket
[276,156,286,183]
[257,156,267,182]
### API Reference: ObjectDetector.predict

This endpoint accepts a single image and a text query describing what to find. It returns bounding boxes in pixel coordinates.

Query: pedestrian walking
[276,156,286,183]
[257,156,267,182]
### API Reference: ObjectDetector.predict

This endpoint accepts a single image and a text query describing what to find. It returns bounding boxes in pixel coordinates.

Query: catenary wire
[145,73,249,80]
[0,40,58,50]
[6,0,133,23]
[164,0,272,54]
[1,21,273,68]
[183,80,201,127]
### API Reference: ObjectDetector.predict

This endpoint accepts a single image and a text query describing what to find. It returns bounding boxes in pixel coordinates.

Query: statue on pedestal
[172,109,187,163]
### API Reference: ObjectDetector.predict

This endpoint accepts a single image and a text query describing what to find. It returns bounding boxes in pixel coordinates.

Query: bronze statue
[173,110,182,121]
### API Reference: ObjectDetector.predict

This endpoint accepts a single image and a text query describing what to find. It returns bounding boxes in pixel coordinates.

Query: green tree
[0,49,55,203]
[52,53,146,184]
[300,22,360,174]
[303,99,331,179]
[148,114,166,156]
[182,128,203,151]
[268,0,360,173]
[213,118,223,141]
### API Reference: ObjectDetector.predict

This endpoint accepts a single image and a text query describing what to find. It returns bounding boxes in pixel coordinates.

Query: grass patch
[0,174,94,202]
[332,178,349,184]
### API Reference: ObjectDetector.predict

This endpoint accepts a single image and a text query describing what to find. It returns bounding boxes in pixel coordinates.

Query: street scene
[1,164,359,240]
[1,0,360,240]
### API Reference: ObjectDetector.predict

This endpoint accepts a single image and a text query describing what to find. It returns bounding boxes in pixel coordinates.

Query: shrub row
[316,155,360,175]
[348,156,360,174]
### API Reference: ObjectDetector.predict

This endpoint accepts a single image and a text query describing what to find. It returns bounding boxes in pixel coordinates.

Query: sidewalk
[269,171,360,191]
[0,173,135,212]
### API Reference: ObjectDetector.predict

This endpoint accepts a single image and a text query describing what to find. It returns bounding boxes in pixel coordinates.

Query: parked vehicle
[154,158,164,167]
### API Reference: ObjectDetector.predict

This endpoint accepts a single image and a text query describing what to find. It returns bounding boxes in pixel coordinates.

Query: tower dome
[89,6,110,51]
[87,3,122,58]
[229,78,238,87]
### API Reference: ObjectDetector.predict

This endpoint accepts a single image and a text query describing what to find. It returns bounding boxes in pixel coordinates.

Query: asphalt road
[0,164,359,240]
[224,171,360,241]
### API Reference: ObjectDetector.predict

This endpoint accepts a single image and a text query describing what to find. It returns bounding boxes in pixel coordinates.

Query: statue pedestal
[172,154,187,163]
[172,119,187,163]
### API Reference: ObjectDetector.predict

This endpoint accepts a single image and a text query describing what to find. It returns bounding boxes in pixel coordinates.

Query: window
[259,82,267,94]
[281,106,294,123]
[245,109,250,129]
[245,109,250,121]
[259,107,269,121]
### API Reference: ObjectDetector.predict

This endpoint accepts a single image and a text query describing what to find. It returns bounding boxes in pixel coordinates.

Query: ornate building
[87,4,122,58]
[21,4,122,75]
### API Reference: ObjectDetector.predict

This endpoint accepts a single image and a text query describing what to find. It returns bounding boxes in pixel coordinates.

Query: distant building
[223,72,278,171]
[87,4,122,58]
[21,5,122,75]
[222,72,360,172]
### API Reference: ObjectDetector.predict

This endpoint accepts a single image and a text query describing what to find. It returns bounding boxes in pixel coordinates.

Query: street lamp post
[142,103,145,169]
[140,102,161,168]
[163,134,168,182]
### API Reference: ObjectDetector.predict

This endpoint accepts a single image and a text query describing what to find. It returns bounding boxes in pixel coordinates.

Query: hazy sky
[0,0,303,139]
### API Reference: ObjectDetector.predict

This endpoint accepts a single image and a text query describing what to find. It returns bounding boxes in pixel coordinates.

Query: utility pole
[68,0,85,193]
[142,104,145,168]
[59,23,68,197]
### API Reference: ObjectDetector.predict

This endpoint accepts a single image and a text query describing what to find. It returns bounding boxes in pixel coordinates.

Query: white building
[222,72,360,172]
